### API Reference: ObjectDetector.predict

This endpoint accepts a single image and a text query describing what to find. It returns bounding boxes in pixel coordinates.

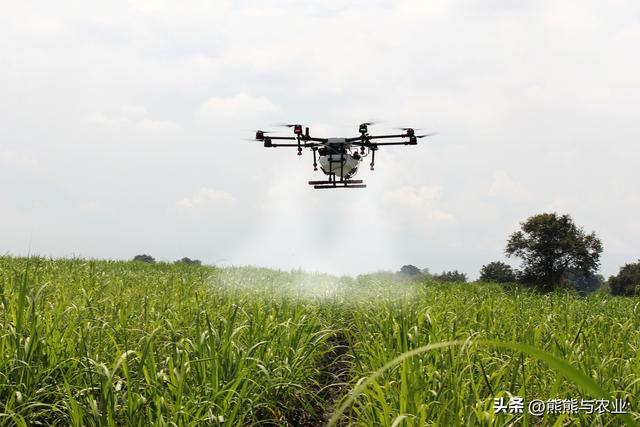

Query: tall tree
[608,260,640,296]
[479,261,516,283]
[133,254,155,263]
[399,264,422,277]
[506,213,602,292]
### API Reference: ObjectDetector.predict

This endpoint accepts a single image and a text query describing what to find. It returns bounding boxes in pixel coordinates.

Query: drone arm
[267,136,297,141]
[365,141,416,146]
[366,133,408,140]
[353,133,434,146]
[346,133,407,143]
[345,136,364,143]
[266,142,324,148]
[348,139,417,148]
[300,136,329,143]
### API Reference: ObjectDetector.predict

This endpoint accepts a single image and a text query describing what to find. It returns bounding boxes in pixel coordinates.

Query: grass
[0,256,638,426]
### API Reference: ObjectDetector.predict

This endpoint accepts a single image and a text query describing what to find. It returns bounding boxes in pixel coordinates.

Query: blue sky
[1,0,639,278]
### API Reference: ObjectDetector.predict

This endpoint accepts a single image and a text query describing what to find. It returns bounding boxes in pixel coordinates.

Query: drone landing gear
[308,179,366,189]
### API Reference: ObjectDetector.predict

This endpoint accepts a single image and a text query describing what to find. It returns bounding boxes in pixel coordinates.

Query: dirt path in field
[285,330,353,426]
[318,331,352,426]
[285,331,352,426]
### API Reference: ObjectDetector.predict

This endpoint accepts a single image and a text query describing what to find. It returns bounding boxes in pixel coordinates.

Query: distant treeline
[394,212,639,297]
[133,254,201,266]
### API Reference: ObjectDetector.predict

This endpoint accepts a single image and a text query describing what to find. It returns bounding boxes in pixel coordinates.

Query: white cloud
[84,108,178,133]
[384,185,455,223]
[384,185,442,208]
[0,149,39,171]
[121,105,148,117]
[488,170,529,201]
[78,200,102,214]
[84,112,112,125]
[175,187,235,213]
[128,0,166,13]
[139,118,179,132]
[200,93,277,117]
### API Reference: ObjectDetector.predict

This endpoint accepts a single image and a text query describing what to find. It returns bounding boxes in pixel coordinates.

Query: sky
[1,0,639,278]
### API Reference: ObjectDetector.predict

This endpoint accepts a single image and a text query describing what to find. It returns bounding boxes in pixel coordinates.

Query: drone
[251,122,436,189]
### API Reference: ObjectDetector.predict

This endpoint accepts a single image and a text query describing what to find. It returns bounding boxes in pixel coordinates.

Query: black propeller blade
[275,123,304,135]
[254,129,276,140]
[416,132,438,138]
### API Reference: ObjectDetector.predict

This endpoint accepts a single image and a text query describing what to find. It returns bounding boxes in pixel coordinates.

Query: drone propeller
[416,132,438,138]
[253,129,277,140]
[275,123,305,135]
[360,120,380,126]
[394,127,423,131]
